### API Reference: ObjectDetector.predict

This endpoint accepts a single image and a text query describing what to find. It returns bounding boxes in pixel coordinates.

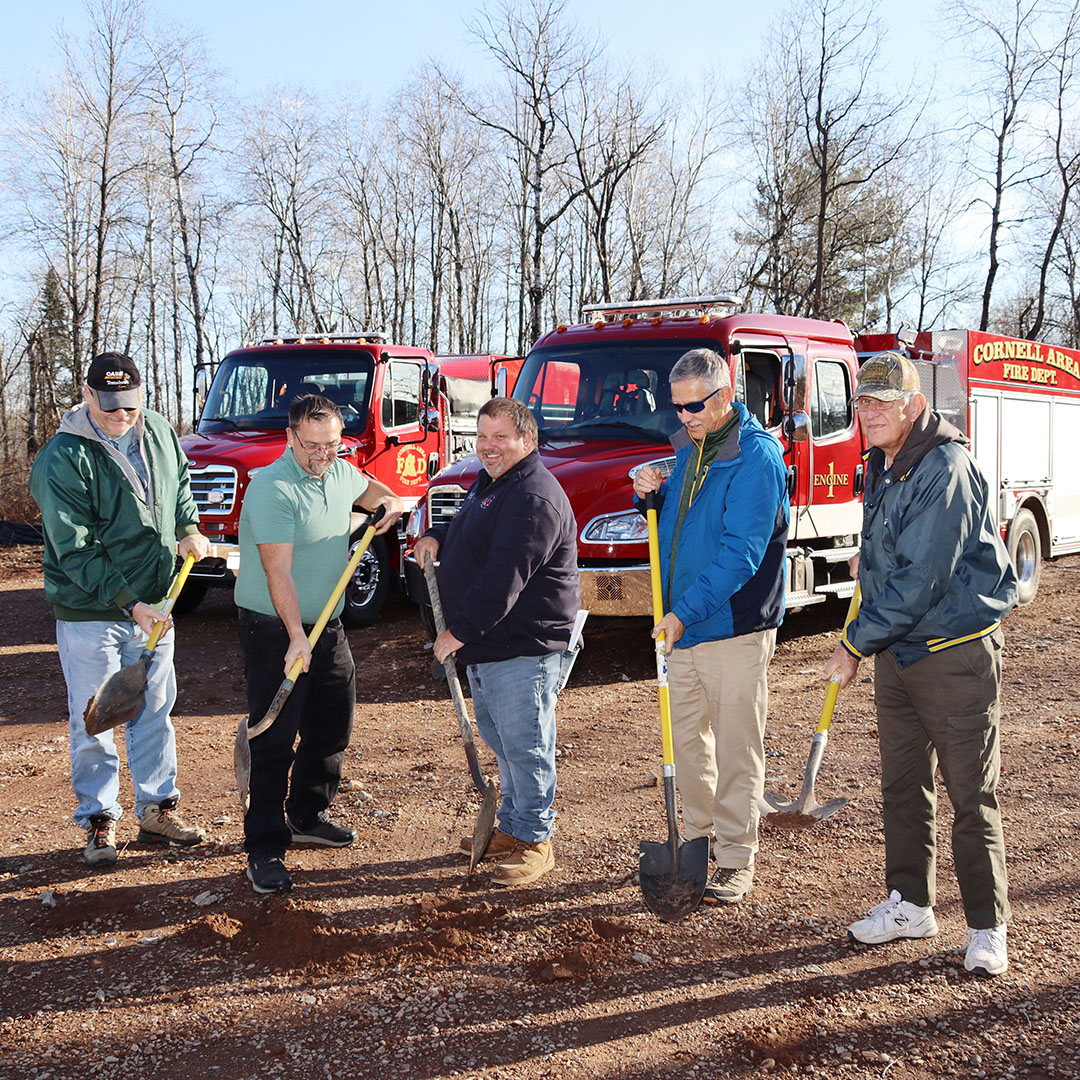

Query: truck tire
[171,580,208,618]
[1007,508,1041,606]
[342,530,389,627]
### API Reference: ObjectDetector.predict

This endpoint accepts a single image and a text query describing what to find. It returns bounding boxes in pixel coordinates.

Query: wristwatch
[120,601,139,619]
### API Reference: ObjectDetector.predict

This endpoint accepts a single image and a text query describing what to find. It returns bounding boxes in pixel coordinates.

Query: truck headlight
[582,511,649,543]
[406,501,426,539]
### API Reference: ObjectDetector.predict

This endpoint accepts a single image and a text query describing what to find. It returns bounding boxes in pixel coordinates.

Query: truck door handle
[787,464,797,497]
[854,463,864,496]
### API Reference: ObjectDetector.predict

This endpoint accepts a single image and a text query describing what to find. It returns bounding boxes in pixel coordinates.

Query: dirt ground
[1,544,1079,1080]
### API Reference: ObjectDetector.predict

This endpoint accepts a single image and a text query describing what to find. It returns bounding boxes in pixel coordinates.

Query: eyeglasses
[672,387,722,414]
[853,396,902,414]
[291,434,342,457]
[92,391,138,415]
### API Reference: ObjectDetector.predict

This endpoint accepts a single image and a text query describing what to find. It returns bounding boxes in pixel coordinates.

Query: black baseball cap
[86,352,141,410]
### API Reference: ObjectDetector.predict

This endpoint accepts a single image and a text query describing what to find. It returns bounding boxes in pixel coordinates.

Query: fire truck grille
[593,574,623,602]
[428,487,467,526]
[189,465,237,516]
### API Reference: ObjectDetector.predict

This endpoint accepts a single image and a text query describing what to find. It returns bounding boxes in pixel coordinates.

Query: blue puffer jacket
[639,403,789,647]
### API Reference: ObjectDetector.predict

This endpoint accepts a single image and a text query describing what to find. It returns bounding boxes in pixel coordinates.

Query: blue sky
[3,0,950,104]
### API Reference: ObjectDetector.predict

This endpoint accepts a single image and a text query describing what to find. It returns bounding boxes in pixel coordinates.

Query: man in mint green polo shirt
[236,394,402,894]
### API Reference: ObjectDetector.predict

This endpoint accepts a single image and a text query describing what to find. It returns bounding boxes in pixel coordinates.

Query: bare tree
[953,0,1054,331]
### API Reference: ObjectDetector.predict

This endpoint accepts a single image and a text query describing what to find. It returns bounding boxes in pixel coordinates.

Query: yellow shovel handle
[282,506,385,683]
[815,583,861,735]
[144,552,197,652]
[646,497,676,768]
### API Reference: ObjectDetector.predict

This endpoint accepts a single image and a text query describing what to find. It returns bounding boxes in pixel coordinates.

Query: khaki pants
[667,629,776,868]
[874,630,1010,929]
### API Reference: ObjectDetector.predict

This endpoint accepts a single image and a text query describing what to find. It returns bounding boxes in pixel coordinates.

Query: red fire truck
[404,295,868,618]
[855,328,1080,604]
[180,333,448,624]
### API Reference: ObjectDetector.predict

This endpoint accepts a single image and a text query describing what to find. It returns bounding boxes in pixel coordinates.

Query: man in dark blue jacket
[633,348,789,905]
[414,398,579,887]
[825,352,1017,977]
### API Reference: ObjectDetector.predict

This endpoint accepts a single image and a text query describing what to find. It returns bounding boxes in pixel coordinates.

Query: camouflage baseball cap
[855,351,920,401]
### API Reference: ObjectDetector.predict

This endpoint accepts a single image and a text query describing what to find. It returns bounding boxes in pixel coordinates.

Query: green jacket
[29,404,201,621]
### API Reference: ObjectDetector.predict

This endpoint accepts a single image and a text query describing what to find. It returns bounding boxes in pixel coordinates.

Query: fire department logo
[396,445,427,486]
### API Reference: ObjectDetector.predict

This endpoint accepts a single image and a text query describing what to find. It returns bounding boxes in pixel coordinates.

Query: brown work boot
[83,815,117,866]
[458,828,517,861]
[138,800,205,847]
[491,839,555,887]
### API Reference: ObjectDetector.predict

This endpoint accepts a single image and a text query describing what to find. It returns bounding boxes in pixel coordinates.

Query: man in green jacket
[30,352,211,866]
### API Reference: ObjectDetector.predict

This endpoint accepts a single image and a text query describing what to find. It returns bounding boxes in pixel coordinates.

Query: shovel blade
[467,779,499,875]
[234,719,251,813]
[763,792,849,829]
[83,657,150,736]
[638,835,710,922]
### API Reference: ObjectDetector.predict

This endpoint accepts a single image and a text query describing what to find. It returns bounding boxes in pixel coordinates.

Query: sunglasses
[672,387,722,414]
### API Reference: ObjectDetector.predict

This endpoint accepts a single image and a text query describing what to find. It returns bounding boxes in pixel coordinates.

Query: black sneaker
[287,810,357,847]
[246,855,293,894]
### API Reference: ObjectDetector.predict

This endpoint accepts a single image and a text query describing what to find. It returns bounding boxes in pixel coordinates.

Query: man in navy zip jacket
[414,397,579,887]
[633,347,788,905]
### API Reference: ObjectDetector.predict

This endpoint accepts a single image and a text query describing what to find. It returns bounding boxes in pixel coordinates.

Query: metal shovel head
[468,778,499,875]
[638,835,710,922]
[763,790,849,829]
[83,656,150,736]
[234,718,251,813]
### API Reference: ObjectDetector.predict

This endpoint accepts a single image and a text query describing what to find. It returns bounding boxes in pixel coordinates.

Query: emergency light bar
[255,331,389,346]
[581,295,743,321]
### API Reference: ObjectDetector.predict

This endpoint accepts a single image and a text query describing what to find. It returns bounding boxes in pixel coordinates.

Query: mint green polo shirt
[235,447,369,622]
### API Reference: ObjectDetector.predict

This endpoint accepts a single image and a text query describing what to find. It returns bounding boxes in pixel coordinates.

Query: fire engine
[404,295,868,618]
[855,328,1080,604]
[179,333,448,625]
[405,300,1073,621]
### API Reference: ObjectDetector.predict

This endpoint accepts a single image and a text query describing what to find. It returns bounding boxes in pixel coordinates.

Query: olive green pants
[874,629,1010,929]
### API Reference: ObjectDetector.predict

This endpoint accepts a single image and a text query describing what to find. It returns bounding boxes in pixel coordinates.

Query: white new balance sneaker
[848,889,939,944]
[964,924,1008,976]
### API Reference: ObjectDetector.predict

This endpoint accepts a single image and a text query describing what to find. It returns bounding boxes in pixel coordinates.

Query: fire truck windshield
[512,339,723,443]
[198,350,375,434]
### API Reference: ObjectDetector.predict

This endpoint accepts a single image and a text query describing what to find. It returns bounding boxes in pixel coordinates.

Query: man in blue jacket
[633,348,789,905]
[825,352,1017,977]
[414,397,579,887]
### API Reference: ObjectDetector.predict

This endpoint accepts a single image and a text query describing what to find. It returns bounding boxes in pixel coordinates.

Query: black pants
[237,608,355,858]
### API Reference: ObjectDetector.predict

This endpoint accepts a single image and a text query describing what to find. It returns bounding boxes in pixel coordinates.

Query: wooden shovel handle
[144,552,197,653]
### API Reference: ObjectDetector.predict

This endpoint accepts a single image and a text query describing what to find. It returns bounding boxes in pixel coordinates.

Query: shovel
[234,506,385,811]
[763,585,861,829]
[83,552,197,736]
[422,557,498,874]
[638,492,710,922]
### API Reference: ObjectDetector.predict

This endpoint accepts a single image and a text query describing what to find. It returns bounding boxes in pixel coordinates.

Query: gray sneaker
[83,816,117,866]
[138,801,206,846]
[703,866,753,904]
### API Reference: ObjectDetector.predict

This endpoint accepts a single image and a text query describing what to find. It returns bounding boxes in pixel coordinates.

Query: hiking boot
[138,801,206,847]
[491,839,555,886]
[703,866,753,905]
[83,815,117,866]
[848,890,939,944]
[964,924,1008,976]
[458,829,517,861]
[287,810,356,847]
[246,855,293,895]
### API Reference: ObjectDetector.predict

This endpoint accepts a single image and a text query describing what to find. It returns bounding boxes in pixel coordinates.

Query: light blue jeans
[466,650,572,844]
[56,619,180,828]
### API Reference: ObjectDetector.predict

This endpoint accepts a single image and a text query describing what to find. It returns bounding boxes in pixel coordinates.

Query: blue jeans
[56,619,180,828]
[466,651,572,844]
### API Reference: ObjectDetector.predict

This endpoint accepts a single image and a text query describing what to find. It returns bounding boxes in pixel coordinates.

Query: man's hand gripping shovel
[233,507,385,812]
[638,492,710,922]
